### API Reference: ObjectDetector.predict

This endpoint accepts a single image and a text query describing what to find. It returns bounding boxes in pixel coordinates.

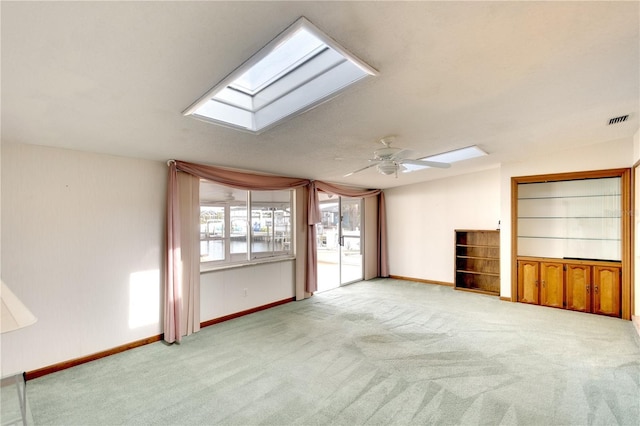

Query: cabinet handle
[535,280,539,287]
[541,280,545,288]
[594,285,599,294]
[586,285,590,294]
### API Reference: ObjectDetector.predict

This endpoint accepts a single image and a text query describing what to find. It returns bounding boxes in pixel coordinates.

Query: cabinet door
[565,264,591,312]
[517,260,539,304]
[593,266,621,317]
[540,262,564,308]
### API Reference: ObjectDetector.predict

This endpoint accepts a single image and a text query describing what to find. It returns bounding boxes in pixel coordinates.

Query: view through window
[200,180,293,267]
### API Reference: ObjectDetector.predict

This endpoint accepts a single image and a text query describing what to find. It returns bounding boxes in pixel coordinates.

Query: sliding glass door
[316,194,363,292]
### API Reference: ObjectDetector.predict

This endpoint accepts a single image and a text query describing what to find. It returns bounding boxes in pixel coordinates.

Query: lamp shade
[1,281,37,334]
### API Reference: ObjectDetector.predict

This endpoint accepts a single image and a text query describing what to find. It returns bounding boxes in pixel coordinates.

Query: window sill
[200,255,296,274]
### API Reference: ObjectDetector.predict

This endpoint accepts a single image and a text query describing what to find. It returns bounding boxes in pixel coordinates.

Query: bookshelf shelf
[455,230,500,295]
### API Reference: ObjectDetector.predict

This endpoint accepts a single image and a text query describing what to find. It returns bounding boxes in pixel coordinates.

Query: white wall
[1,143,166,374]
[500,137,634,298]
[384,167,501,283]
[200,261,294,321]
[1,143,299,374]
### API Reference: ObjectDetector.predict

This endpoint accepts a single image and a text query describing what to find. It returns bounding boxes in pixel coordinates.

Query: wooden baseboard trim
[25,297,296,381]
[500,296,513,302]
[389,275,454,287]
[200,297,295,328]
[25,334,163,381]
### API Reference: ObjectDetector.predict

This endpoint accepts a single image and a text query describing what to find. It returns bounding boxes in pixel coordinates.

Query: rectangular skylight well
[402,145,488,173]
[183,17,378,134]
[421,145,487,163]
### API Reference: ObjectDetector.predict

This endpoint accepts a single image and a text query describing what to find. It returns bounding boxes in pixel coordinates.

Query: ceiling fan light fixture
[377,161,397,175]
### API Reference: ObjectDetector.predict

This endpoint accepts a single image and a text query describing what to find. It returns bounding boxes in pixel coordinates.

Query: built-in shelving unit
[455,230,500,295]
[511,168,631,320]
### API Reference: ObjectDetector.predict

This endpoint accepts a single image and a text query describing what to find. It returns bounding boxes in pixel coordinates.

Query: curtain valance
[173,160,311,190]
[308,180,382,225]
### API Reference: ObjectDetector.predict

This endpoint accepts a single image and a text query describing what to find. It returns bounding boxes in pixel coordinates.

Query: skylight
[183,17,378,134]
[402,145,488,172]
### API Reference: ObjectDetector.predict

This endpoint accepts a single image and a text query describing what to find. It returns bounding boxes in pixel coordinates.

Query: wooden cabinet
[540,262,564,308]
[593,265,621,317]
[565,263,591,312]
[517,259,539,304]
[455,230,499,295]
[517,257,621,317]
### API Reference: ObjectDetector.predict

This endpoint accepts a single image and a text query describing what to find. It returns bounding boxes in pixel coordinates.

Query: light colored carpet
[21,279,640,425]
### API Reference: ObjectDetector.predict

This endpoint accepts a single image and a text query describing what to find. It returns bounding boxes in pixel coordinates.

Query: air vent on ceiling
[608,115,629,125]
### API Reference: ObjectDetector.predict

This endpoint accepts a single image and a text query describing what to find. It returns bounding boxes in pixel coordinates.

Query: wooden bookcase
[455,230,500,295]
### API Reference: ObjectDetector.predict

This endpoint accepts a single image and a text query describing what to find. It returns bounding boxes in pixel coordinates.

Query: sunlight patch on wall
[129,270,160,329]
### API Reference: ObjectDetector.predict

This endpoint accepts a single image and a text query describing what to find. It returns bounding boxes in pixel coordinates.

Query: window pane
[230,204,248,258]
[231,28,326,95]
[200,180,293,266]
[251,190,292,256]
[200,206,225,262]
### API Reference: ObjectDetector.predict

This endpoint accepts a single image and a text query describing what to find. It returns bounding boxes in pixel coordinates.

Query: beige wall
[1,143,166,374]
[1,143,297,374]
[384,167,501,283]
[200,261,295,321]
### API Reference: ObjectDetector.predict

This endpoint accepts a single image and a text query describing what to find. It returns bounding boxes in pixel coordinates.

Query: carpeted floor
[18,279,640,425]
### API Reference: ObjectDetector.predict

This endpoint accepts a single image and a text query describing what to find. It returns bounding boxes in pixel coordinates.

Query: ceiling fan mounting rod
[380,135,396,147]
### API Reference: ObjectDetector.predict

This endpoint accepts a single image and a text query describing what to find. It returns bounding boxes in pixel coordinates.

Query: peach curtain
[165,165,201,343]
[164,162,180,343]
[178,172,200,339]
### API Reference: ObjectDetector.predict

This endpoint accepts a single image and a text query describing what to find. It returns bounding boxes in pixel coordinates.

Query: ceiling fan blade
[393,149,415,160]
[401,159,451,169]
[344,162,379,177]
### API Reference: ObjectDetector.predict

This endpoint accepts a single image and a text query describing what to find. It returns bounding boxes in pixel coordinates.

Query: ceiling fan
[344,136,451,178]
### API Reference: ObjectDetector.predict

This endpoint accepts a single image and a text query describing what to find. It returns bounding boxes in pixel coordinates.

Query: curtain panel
[177,172,200,339]
[164,162,180,343]
[165,165,201,344]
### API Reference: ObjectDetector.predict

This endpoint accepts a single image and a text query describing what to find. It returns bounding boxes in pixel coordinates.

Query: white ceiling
[2,1,638,189]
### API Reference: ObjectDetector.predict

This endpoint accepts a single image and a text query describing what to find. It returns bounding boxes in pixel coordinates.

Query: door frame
[316,194,364,291]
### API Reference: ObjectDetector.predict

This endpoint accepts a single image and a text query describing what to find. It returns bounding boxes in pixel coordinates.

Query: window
[200,180,293,268]
[183,17,378,134]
